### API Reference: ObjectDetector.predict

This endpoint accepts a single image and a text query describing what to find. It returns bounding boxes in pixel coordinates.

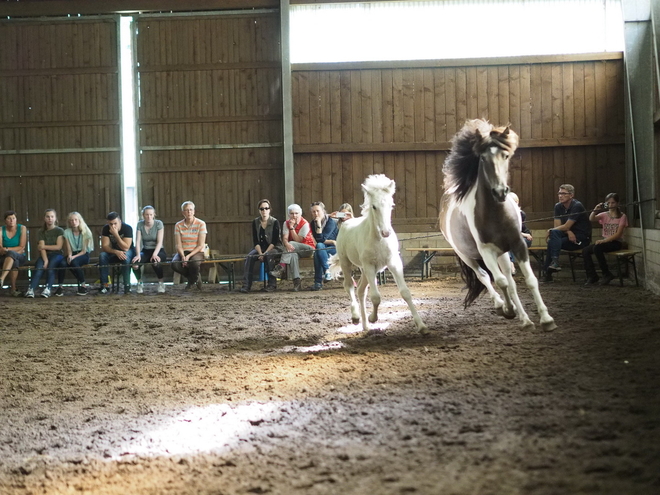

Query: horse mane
[442,119,519,201]
[360,174,395,215]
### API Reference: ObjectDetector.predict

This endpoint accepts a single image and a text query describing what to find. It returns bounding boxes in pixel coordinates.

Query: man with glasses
[543,184,591,282]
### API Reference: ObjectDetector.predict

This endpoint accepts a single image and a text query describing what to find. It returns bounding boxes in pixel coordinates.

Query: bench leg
[173,272,182,284]
[207,264,218,284]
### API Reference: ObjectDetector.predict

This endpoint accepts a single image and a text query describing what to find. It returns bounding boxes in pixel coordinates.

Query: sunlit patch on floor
[336,321,391,334]
[116,402,280,458]
[276,341,346,353]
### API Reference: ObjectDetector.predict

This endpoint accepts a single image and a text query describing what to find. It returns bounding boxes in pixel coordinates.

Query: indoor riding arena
[1,1,659,495]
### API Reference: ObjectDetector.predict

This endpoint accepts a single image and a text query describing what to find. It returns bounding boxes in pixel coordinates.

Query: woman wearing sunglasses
[240,199,282,293]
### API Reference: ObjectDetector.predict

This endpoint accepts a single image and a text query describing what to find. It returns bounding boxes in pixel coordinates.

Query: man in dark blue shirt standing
[544,184,592,282]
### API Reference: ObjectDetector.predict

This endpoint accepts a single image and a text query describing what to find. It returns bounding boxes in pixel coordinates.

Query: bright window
[290,0,624,63]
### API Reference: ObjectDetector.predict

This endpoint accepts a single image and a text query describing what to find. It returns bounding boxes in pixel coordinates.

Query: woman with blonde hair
[55,211,95,296]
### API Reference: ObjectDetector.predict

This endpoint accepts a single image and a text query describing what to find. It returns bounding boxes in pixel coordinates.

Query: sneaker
[324,271,333,281]
[239,286,250,293]
[292,278,302,292]
[77,286,88,296]
[600,273,615,286]
[10,289,23,297]
[584,276,599,286]
[261,285,276,292]
[54,287,64,297]
[548,260,561,272]
[99,285,109,294]
[185,283,192,291]
[157,282,166,294]
[25,288,35,298]
[310,282,323,291]
[41,288,51,298]
[270,265,285,279]
[124,285,131,295]
[136,282,144,294]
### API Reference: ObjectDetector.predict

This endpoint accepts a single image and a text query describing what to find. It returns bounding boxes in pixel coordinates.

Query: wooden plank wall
[0,18,121,253]
[135,12,283,255]
[292,56,625,232]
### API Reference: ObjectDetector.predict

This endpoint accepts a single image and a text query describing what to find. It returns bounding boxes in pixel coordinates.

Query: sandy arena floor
[1,274,659,495]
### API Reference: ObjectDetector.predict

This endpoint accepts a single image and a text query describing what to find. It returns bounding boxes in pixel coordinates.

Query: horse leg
[360,265,381,325]
[518,260,557,331]
[356,269,371,332]
[493,254,535,329]
[459,255,506,315]
[341,260,360,325]
[387,260,428,333]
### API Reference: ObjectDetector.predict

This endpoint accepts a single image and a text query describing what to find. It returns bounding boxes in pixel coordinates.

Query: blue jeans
[314,242,336,284]
[99,249,135,286]
[30,254,65,290]
[56,253,90,285]
[544,230,590,270]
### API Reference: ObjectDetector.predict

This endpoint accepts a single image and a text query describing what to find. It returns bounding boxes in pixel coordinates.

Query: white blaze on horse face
[486,146,511,202]
[372,199,394,238]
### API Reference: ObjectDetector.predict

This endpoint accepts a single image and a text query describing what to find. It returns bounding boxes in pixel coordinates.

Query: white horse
[328,174,428,333]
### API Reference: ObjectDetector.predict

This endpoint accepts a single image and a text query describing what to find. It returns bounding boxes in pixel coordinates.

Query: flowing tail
[328,254,343,280]
[458,258,490,309]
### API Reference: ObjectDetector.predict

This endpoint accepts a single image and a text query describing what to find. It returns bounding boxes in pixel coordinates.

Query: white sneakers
[137,282,144,294]
[41,287,51,298]
[157,282,166,294]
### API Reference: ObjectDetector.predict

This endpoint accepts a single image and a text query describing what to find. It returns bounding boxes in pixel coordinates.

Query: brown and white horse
[439,119,556,331]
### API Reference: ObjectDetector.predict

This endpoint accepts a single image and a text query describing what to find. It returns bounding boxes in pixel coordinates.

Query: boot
[292,278,302,292]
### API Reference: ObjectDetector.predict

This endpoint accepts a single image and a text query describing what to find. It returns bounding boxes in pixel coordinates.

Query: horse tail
[458,257,489,309]
[328,253,343,279]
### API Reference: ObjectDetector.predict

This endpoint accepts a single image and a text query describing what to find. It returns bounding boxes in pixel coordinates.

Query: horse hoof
[418,325,430,335]
[351,317,360,324]
[368,315,378,324]
[495,307,505,316]
[541,320,557,332]
[503,309,516,320]
[521,321,535,331]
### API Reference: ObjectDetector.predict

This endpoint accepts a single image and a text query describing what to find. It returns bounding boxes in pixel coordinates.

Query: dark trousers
[133,248,167,280]
[172,251,204,284]
[582,240,622,279]
[57,252,90,284]
[243,249,280,288]
[544,230,590,270]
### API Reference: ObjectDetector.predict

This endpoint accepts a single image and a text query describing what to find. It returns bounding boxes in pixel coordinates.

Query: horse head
[361,174,396,238]
[477,125,519,203]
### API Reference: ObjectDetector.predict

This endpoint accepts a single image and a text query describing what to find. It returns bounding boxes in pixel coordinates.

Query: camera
[336,212,347,218]
[601,202,609,210]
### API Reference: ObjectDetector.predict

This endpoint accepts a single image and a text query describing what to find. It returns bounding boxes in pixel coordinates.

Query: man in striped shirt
[172,201,207,291]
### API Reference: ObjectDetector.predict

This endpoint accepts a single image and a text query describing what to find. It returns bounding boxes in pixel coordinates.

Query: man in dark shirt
[99,211,135,294]
[544,184,592,282]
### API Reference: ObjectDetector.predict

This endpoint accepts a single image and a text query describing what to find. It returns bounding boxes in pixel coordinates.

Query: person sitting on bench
[583,193,628,286]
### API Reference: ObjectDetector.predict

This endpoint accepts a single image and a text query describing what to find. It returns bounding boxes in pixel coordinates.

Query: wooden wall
[135,12,283,255]
[0,18,121,251]
[291,55,625,231]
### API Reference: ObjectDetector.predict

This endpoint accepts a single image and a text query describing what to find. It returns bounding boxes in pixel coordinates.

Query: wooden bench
[562,249,641,286]
[405,247,456,279]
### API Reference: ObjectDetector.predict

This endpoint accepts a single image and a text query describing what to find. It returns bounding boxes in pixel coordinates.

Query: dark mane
[442,119,519,201]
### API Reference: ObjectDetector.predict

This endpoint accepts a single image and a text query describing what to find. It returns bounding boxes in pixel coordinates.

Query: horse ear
[388,180,396,194]
[361,183,368,194]
[503,126,510,136]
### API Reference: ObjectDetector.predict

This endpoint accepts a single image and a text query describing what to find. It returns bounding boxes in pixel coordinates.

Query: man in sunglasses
[543,184,591,282]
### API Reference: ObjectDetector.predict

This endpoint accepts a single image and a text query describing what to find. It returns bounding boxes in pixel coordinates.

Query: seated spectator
[56,212,95,296]
[508,192,532,275]
[25,209,65,298]
[308,201,338,291]
[99,211,135,294]
[329,203,354,227]
[132,205,167,294]
[270,204,315,292]
[240,199,282,293]
[543,184,591,282]
[172,201,207,291]
[583,193,628,286]
[0,211,27,296]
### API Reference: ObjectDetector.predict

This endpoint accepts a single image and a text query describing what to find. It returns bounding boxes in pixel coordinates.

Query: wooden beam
[0,1,278,16]
[293,53,624,72]
[293,136,625,154]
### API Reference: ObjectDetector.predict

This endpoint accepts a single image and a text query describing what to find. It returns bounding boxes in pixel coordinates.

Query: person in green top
[25,209,65,299]
[0,210,28,296]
